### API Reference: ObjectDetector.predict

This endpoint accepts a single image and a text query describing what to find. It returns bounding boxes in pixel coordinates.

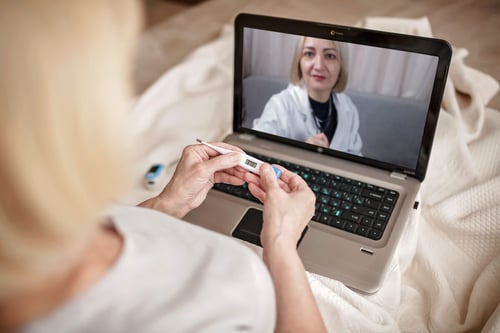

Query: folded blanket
[126,17,500,333]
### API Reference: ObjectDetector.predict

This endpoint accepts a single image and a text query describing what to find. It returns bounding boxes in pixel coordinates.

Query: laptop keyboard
[213,152,399,241]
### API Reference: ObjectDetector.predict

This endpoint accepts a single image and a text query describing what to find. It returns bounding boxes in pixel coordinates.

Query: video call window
[240,28,439,170]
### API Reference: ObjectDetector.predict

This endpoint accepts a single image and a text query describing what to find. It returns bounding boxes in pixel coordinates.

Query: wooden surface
[140,0,500,109]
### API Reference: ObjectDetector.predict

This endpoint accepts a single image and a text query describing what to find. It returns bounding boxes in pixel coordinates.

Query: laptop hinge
[390,171,407,180]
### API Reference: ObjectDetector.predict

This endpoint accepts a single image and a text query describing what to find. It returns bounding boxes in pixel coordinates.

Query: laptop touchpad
[232,207,308,247]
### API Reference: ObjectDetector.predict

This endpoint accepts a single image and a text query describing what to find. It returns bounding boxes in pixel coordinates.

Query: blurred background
[141,0,499,109]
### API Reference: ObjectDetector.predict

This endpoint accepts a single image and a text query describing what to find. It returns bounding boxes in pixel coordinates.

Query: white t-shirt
[22,205,276,333]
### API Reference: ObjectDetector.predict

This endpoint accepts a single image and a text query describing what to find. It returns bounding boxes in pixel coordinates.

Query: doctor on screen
[252,37,362,155]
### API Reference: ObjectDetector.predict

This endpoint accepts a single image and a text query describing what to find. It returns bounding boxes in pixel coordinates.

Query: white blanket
[125,18,500,333]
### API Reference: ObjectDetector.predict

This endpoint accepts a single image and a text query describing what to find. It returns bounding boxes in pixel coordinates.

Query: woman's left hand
[139,142,247,218]
[306,132,329,148]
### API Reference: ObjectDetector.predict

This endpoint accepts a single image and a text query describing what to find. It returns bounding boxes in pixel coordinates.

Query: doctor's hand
[306,132,329,148]
[139,142,248,218]
[246,164,315,249]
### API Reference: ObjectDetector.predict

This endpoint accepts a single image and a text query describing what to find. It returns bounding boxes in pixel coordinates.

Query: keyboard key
[342,192,353,202]
[321,187,332,196]
[351,186,362,194]
[318,214,332,225]
[377,212,389,221]
[342,212,360,223]
[356,226,370,237]
[360,217,373,227]
[364,198,381,210]
[319,204,331,215]
[345,222,358,233]
[319,195,329,204]
[353,195,364,205]
[331,218,346,229]
[351,205,376,217]
[362,190,383,200]
[330,198,341,207]
[381,204,392,213]
[384,196,396,204]
[372,221,385,230]
[368,229,382,240]
[332,209,343,217]
[341,201,352,211]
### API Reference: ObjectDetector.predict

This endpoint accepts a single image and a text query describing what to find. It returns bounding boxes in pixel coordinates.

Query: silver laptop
[184,13,451,293]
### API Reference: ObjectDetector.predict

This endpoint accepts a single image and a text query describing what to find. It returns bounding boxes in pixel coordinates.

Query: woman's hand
[246,165,326,333]
[246,164,315,249]
[139,142,247,218]
[306,132,329,148]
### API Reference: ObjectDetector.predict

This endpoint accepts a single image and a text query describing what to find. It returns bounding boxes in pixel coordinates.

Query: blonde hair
[0,1,142,297]
[289,36,349,93]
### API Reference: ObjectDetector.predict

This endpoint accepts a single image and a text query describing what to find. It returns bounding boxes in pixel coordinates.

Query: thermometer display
[244,159,258,168]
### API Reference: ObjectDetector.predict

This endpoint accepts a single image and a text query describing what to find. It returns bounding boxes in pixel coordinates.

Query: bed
[121,0,500,331]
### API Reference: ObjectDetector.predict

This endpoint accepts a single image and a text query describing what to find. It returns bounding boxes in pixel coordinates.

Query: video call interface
[240,27,439,170]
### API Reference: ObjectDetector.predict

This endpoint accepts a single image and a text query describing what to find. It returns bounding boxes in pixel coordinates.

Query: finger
[318,133,329,147]
[189,143,220,159]
[214,172,246,186]
[203,152,242,175]
[259,163,280,192]
[193,141,244,159]
[226,168,248,180]
[308,133,328,147]
[243,171,261,186]
[276,166,308,191]
[274,165,296,183]
[248,182,266,203]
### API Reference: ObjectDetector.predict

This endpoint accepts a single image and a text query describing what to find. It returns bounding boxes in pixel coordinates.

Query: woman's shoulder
[333,91,359,113]
[270,83,306,102]
[264,84,307,115]
[334,91,354,104]
[24,205,276,332]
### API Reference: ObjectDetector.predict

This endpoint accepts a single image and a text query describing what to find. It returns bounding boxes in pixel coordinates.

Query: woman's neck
[0,223,123,332]
[308,90,331,103]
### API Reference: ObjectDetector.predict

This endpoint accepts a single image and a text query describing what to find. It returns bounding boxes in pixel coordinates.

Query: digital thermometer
[196,139,281,178]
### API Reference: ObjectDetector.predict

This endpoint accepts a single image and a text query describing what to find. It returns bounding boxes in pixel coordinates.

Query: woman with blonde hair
[253,36,363,155]
[0,1,326,332]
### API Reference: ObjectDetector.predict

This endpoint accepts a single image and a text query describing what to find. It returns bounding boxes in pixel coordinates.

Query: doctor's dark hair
[289,36,349,93]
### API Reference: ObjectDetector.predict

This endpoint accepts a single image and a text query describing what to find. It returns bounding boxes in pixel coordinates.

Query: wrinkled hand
[246,164,315,249]
[306,132,329,148]
[140,142,247,218]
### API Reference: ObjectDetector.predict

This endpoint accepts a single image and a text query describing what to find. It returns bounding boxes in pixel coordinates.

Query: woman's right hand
[246,164,327,333]
[246,164,315,249]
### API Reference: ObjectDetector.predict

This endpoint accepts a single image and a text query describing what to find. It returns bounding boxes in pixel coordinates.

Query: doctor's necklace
[309,94,337,143]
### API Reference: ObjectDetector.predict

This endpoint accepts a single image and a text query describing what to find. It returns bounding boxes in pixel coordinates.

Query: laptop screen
[234,14,451,181]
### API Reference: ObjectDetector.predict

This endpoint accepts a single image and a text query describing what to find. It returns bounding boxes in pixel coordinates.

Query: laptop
[184,13,451,293]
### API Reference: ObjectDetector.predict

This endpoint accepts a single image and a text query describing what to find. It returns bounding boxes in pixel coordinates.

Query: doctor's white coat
[252,84,363,156]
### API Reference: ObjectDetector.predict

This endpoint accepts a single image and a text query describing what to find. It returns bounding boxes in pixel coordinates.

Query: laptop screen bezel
[233,13,452,182]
